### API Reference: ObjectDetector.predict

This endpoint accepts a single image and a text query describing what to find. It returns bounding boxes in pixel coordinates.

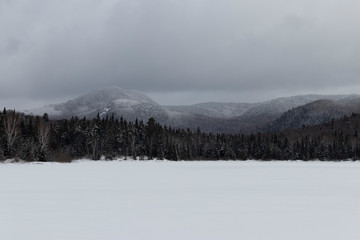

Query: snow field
[1,160,360,240]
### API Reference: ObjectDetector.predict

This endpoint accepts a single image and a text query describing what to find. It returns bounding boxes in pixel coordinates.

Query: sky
[1,0,360,109]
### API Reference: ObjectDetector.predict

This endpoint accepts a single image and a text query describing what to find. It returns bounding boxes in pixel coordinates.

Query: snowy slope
[27,86,169,122]
[1,160,360,240]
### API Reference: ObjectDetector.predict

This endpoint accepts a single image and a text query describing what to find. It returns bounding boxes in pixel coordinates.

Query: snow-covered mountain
[165,102,255,119]
[222,94,360,133]
[25,86,360,133]
[26,86,169,123]
[166,94,360,133]
[263,97,360,132]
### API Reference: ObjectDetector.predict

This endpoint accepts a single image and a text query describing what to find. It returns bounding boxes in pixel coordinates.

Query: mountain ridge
[263,98,360,132]
[24,86,360,133]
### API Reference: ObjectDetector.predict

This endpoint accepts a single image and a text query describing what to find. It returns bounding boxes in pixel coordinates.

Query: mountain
[25,86,360,133]
[225,94,360,133]
[166,94,360,133]
[263,97,360,132]
[165,102,256,119]
[26,86,169,123]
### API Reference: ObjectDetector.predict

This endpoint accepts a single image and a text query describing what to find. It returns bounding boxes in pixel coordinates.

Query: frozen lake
[1,160,360,240]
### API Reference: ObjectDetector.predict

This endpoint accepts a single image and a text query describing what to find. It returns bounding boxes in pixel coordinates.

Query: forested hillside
[1,108,360,161]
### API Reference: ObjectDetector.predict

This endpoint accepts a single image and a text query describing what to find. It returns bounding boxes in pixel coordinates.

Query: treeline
[1,108,360,162]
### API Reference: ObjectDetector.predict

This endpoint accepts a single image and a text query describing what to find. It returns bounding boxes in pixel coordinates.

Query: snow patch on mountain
[113,99,141,106]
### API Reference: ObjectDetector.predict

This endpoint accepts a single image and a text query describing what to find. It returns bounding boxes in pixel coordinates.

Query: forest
[1,108,360,162]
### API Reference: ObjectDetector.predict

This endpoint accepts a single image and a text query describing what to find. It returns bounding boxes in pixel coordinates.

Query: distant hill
[263,97,360,132]
[26,86,169,123]
[24,86,360,133]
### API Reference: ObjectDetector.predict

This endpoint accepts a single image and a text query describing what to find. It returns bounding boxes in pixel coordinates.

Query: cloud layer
[1,0,360,108]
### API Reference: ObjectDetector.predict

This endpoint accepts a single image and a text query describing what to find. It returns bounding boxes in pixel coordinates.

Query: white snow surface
[1,160,360,240]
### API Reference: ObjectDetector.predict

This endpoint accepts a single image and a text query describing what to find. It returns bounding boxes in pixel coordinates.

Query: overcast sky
[1,0,360,109]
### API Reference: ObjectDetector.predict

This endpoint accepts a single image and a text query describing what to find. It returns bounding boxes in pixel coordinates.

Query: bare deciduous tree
[3,111,20,154]
[37,119,51,153]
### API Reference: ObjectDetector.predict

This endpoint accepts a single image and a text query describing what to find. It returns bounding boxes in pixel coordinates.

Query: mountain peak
[78,86,158,106]
[27,86,167,121]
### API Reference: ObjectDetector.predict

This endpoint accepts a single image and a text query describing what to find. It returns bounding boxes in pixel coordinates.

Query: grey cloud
[1,37,21,56]
[1,0,360,108]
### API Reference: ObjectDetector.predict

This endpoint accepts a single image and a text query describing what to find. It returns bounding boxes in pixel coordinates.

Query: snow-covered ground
[1,160,360,240]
